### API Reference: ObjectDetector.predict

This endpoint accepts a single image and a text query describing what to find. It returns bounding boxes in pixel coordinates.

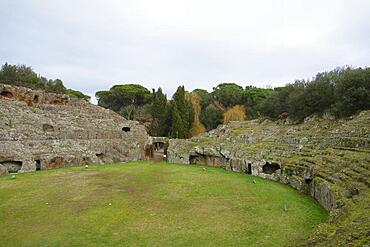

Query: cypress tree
[150,88,168,136]
[170,86,194,138]
[170,103,185,138]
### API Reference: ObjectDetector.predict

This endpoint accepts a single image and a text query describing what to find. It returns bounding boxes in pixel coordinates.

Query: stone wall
[168,141,337,211]
[0,84,150,174]
[167,112,370,246]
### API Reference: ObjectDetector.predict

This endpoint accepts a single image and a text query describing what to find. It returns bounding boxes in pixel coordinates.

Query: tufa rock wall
[0,83,150,174]
[167,112,370,246]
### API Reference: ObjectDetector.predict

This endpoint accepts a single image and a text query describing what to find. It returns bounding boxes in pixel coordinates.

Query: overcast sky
[1,0,369,102]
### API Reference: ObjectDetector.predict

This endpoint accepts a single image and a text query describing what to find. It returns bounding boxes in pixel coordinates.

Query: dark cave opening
[96,153,104,158]
[42,124,54,132]
[1,161,22,173]
[305,178,313,184]
[189,155,203,165]
[1,91,13,98]
[122,127,131,132]
[33,95,39,103]
[153,142,165,152]
[262,162,280,174]
[247,163,252,174]
[35,160,41,170]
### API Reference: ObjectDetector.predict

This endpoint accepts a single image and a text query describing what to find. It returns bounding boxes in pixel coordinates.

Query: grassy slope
[0,162,326,247]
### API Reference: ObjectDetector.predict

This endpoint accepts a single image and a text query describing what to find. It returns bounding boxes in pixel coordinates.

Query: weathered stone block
[0,164,8,176]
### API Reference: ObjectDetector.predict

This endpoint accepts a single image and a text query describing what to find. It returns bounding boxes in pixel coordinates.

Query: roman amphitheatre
[0,83,369,247]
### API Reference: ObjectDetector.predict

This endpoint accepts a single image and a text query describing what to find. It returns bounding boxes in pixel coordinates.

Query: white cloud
[1,0,369,101]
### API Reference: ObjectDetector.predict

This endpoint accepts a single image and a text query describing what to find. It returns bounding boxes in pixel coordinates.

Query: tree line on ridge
[0,63,90,100]
[1,63,369,138]
[96,66,369,138]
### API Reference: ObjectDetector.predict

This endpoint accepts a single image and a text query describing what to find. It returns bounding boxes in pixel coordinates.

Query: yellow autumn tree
[186,92,206,137]
[223,105,246,124]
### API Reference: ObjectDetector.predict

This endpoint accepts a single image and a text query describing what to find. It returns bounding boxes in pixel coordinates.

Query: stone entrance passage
[153,150,164,162]
[247,163,252,174]
[153,142,165,162]
[147,137,169,162]
[35,160,41,170]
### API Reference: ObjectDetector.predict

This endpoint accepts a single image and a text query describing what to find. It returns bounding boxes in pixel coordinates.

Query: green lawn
[0,161,327,247]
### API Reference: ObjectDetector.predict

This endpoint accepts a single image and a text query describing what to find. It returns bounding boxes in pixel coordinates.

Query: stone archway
[152,141,166,162]
[148,137,169,162]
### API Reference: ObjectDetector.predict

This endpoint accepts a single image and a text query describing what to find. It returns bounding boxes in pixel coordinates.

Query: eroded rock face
[168,140,339,211]
[0,84,150,174]
[0,164,7,176]
[310,179,336,211]
[167,112,370,246]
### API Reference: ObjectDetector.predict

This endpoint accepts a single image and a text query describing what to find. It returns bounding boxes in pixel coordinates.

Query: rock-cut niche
[0,91,13,98]
[42,124,54,132]
[33,95,39,103]
[0,161,22,173]
[262,162,280,174]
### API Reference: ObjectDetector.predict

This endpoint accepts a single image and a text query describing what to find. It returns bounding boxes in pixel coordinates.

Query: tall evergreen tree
[96,84,152,119]
[170,103,185,138]
[212,83,244,107]
[150,88,168,136]
[170,86,194,138]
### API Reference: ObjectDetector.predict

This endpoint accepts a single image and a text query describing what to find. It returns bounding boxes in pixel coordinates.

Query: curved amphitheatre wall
[0,83,150,174]
[167,113,370,246]
[1,83,369,245]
